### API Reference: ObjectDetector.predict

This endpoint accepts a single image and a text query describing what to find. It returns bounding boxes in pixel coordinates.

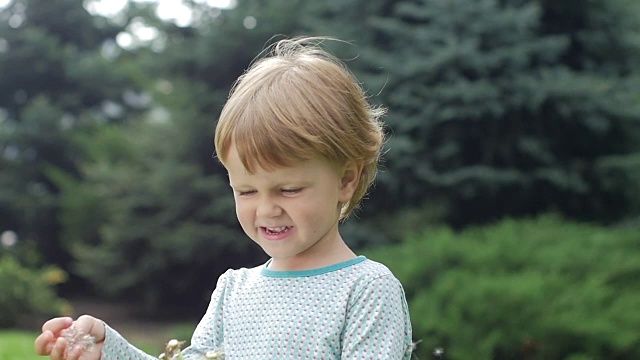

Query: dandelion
[158,339,225,360]
[60,325,96,353]
[411,339,423,352]
[204,348,225,360]
[159,339,185,360]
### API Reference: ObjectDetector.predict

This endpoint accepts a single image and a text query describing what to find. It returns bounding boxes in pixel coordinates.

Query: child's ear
[339,160,363,203]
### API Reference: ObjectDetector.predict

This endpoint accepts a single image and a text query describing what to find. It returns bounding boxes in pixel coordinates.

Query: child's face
[225,144,357,271]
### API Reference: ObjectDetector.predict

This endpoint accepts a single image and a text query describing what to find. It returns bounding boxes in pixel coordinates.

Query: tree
[0,0,140,277]
[57,119,262,314]
[322,0,640,226]
[59,0,317,311]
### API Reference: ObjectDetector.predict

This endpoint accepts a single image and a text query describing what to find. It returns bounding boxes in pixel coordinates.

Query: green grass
[0,330,42,360]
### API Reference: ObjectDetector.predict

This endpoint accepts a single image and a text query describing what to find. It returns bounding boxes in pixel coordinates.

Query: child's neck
[268,242,357,271]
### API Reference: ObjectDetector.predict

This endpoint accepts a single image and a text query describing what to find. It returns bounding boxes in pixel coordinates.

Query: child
[35,36,413,360]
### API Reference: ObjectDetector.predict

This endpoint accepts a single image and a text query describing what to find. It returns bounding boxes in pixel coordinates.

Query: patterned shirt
[103,256,413,359]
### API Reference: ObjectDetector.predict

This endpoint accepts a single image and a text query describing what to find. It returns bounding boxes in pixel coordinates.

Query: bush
[0,256,69,329]
[364,215,640,360]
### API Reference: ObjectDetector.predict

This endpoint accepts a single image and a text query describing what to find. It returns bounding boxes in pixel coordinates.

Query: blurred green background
[1,0,640,359]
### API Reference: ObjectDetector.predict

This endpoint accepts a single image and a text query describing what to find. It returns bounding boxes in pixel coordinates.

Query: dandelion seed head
[158,338,224,359]
[60,325,96,353]
[168,339,180,347]
[205,348,226,359]
[411,339,423,351]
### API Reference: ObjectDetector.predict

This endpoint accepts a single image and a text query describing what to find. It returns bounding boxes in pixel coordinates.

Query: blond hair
[214,37,385,219]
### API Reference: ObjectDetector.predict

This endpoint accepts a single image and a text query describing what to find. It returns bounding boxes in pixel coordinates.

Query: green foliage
[0,256,67,329]
[0,0,143,278]
[342,202,450,249]
[3,0,640,317]
[57,119,265,313]
[52,0,310,311]
[365,215,640,359]
[0,0,133,119]
[310,0,640,226]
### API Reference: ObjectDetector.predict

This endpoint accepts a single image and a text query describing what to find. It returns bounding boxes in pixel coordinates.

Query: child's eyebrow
[278,180,311,188]
[229,178,313,189]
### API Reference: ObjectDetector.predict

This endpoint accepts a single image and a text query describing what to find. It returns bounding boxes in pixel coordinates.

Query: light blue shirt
[103,256,413,359]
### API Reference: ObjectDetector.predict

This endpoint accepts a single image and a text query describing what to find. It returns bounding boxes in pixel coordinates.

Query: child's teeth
[268,226,287,232]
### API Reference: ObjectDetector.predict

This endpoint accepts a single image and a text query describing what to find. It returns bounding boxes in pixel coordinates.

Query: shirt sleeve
[101,270,230,360]
[181,270,229,357]
[101,325,157,360]
[341,274,413,360]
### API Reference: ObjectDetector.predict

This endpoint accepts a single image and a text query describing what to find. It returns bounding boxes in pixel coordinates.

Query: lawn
[0,330,41,360]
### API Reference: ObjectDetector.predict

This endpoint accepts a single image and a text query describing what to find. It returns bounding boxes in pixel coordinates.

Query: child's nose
[256,198,282,218]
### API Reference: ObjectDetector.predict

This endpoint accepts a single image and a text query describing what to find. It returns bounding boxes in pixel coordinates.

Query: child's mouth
[263,226,292,235]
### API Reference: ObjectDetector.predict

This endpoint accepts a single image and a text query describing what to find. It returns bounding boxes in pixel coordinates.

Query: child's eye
[281,188,302,195]
[237,190,256,196]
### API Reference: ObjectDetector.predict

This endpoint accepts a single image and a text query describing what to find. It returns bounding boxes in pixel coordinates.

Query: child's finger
[50,336,67,360]
[34,330,54,355]
[75,315,105,342]
[42,317,74,334]
[66,346,83,360]
[78,343,103,360]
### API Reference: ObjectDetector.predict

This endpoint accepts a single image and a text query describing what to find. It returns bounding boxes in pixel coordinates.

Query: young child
[35,36,413,360]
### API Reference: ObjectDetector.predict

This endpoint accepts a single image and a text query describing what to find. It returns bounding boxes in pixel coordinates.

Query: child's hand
[34,315,105,360]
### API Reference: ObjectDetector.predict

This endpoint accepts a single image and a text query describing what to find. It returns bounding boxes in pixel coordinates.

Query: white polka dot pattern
[102,257,413,359]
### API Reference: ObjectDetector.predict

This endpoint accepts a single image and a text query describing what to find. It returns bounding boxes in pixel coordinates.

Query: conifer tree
[317,0,640,226]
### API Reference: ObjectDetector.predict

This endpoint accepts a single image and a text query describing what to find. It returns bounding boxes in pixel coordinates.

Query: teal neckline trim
[261,256,367,278]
